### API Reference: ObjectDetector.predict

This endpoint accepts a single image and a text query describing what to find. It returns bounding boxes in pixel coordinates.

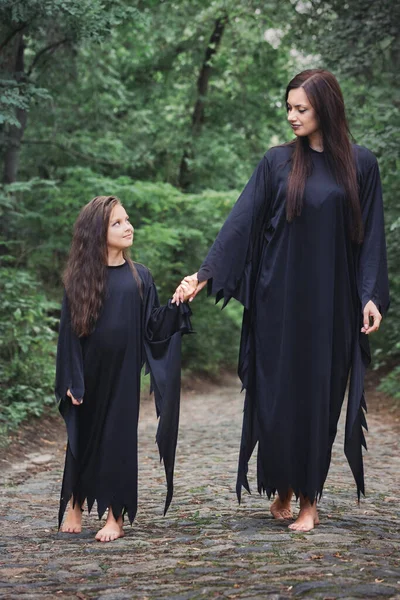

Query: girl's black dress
[55,262,192,526]
[197,143,389,503]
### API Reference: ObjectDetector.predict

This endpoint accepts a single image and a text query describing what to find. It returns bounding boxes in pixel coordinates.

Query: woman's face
[287,87,319,139]
[107,203,134,252]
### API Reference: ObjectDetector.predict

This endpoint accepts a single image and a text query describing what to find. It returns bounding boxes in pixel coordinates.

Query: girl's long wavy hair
[63,195,142,337]
[285,69,363,243]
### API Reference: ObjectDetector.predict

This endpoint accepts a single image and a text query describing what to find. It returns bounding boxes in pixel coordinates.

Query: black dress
[197,144,389,503]
[55,262,192,527]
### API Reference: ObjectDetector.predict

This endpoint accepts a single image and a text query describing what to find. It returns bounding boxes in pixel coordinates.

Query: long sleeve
[55,292,85,460]
[345,150,390,499]
[197,154,272,309]
[142,276,192,515]
[357,157,390,315]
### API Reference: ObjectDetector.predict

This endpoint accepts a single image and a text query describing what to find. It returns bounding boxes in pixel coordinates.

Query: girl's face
[287,87,319,139]
[107,203,134,252]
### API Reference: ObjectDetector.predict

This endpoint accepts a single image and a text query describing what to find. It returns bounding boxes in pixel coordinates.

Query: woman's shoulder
[262,143,293,171]
[264,142,293,162]
[353,144,378,171]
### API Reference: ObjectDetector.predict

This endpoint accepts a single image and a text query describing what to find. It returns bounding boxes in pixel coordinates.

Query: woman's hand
[361,300,382,335]
[184,275,207,302]
[67,388,83,405]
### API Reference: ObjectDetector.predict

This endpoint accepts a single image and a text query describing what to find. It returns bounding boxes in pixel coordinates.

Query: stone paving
[0,376,400,599]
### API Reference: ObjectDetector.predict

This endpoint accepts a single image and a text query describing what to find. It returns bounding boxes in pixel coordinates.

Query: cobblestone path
[1,377,400,599]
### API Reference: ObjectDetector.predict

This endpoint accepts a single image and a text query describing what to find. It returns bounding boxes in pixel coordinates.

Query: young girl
[177,69,389,532]
[56,195,192,542]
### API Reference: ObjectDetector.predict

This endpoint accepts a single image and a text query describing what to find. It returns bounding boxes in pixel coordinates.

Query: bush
[0,267,58,437]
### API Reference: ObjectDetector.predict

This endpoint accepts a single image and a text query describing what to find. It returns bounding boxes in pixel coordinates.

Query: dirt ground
[1,371,398,472]
[0,373,399,600]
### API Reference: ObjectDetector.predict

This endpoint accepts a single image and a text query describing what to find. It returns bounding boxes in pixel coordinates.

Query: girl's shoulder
[135,262,154,287]
[135,262,151,278]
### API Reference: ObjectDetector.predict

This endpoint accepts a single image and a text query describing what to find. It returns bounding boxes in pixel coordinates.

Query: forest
[0,0,399,437]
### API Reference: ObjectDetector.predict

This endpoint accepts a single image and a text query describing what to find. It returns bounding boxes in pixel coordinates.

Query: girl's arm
[55,291,85,461]
[141,271,193,515]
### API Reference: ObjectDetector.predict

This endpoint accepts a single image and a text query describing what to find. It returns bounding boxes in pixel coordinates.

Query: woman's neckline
[107,260,127,268]
[309,145,324,154]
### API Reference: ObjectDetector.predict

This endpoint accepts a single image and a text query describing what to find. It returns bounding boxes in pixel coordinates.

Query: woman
[176,69,389,532]
[56,196,192,542]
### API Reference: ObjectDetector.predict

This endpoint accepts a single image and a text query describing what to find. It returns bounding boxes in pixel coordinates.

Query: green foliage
[0,0,399,441]
[378,365,400,400]
[0,267,58,437]
[0,0,142,128]
[17,1,292,188]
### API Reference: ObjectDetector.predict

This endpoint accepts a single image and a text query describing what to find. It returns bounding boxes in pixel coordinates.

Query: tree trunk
[2,31,27,184]
[178,16,227,190]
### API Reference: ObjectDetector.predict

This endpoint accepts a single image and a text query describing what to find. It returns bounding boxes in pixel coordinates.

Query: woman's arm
[175,154,272,308]
[357,152,390,332]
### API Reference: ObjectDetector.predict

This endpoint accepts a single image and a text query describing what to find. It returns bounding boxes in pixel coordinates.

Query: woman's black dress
[197,144,389,503]
[55,262,192,527]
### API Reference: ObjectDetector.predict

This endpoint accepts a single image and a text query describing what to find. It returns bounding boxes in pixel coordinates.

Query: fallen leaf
[310,554,323,560]
[375,578,384,583]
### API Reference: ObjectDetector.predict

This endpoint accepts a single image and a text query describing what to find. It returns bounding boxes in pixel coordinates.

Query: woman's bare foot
[270,489,293,520]
[288,496,319,532]
[95,509,124,543]
[61,500,82,533]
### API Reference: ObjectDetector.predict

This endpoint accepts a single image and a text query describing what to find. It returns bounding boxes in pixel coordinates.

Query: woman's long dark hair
[285,69,363,243]
[63,195,142,337]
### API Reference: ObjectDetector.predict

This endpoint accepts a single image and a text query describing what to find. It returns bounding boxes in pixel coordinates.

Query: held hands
[67,389,83,406]
[361,300,382,335]
[172,273,207,305]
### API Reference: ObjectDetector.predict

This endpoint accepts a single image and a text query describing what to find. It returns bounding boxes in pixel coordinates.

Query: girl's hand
[361,300,382,334]
[172,276,197,305]
[67,388,83,405]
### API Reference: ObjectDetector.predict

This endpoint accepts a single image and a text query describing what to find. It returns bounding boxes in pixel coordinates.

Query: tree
[0,0,139,183]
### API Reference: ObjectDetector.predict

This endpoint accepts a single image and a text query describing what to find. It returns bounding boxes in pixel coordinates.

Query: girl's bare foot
[61,500,82,533]
[270,498,293,520]
[288,496,319,532]
[270,489,293,520]
[95,509,124,543]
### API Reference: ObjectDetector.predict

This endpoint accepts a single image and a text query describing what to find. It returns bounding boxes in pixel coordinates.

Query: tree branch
[26,38,71,76]
[178,14,228,189]
[22,139,125,168]
[0,22,29,52]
